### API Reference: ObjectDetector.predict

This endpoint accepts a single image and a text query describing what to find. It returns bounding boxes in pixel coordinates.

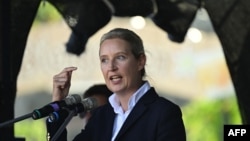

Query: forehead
[100,38,131,53]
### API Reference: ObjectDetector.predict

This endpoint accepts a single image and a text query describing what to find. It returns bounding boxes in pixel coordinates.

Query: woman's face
[99,38,145,95]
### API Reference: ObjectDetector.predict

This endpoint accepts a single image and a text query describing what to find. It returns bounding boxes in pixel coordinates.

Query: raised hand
[52,67,77,101]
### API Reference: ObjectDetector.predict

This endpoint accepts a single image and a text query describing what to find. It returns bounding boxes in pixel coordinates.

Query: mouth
[109,75,122,82]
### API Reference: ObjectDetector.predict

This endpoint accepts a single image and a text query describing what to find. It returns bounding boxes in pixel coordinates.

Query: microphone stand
[50,110,77,141]
[0,113,33,128]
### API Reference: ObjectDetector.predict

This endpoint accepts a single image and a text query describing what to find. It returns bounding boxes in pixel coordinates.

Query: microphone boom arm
[0,112,33,128]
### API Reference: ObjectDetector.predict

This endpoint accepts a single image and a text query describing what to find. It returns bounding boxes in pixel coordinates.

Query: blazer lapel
[103,104,116,140]
[115,88,158,140]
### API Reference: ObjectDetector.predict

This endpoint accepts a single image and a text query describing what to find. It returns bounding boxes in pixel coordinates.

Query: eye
[116,55,125,60]
[100,57,108,64]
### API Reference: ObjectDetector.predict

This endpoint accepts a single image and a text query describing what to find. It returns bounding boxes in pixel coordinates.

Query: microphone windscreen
[82,97,98,111]
[65,94,82,105]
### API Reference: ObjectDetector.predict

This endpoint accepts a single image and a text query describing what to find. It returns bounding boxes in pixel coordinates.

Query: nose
[108,60,117,71]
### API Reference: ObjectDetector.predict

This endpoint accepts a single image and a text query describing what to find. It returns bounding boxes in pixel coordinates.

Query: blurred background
[14,2,241,141]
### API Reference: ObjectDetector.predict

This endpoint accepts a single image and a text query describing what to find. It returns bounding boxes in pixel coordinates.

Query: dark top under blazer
[47,87,186,141]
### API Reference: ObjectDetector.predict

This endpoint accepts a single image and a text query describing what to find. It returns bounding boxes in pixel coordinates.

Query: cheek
[121,64,136,77]
[125,61,139,73]
[100,64,105,72]
[100,65,108,77]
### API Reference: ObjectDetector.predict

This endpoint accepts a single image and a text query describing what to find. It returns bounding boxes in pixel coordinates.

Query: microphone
[32,94,82,120]
[48,97,98,122]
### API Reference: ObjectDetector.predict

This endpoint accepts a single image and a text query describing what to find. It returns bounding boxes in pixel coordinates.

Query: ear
[137,54,146,71]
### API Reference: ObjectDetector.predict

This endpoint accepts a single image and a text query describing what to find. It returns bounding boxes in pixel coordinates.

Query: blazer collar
[114,87,158,140]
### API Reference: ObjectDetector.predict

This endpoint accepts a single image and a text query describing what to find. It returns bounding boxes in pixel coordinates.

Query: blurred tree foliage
[34,2,62,24]
[15,119,47,141]
[182,96,241,141]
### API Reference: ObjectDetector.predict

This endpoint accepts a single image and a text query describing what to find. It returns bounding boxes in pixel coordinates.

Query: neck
[117,81,145,112]
[115,91,131,112]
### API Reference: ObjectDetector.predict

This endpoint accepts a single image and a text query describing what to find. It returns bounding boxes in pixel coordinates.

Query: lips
[109,75,122,82]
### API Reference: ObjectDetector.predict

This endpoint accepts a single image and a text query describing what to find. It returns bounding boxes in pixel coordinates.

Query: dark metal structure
[0,0,250,140]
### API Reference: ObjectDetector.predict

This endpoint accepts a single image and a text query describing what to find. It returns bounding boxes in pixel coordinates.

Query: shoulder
[143,88,182,114]
[144,87,181,107]
[156,96,182,113]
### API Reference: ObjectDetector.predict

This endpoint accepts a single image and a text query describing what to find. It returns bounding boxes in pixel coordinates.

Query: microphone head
[82,97,98,111]
[65,94,82,105]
